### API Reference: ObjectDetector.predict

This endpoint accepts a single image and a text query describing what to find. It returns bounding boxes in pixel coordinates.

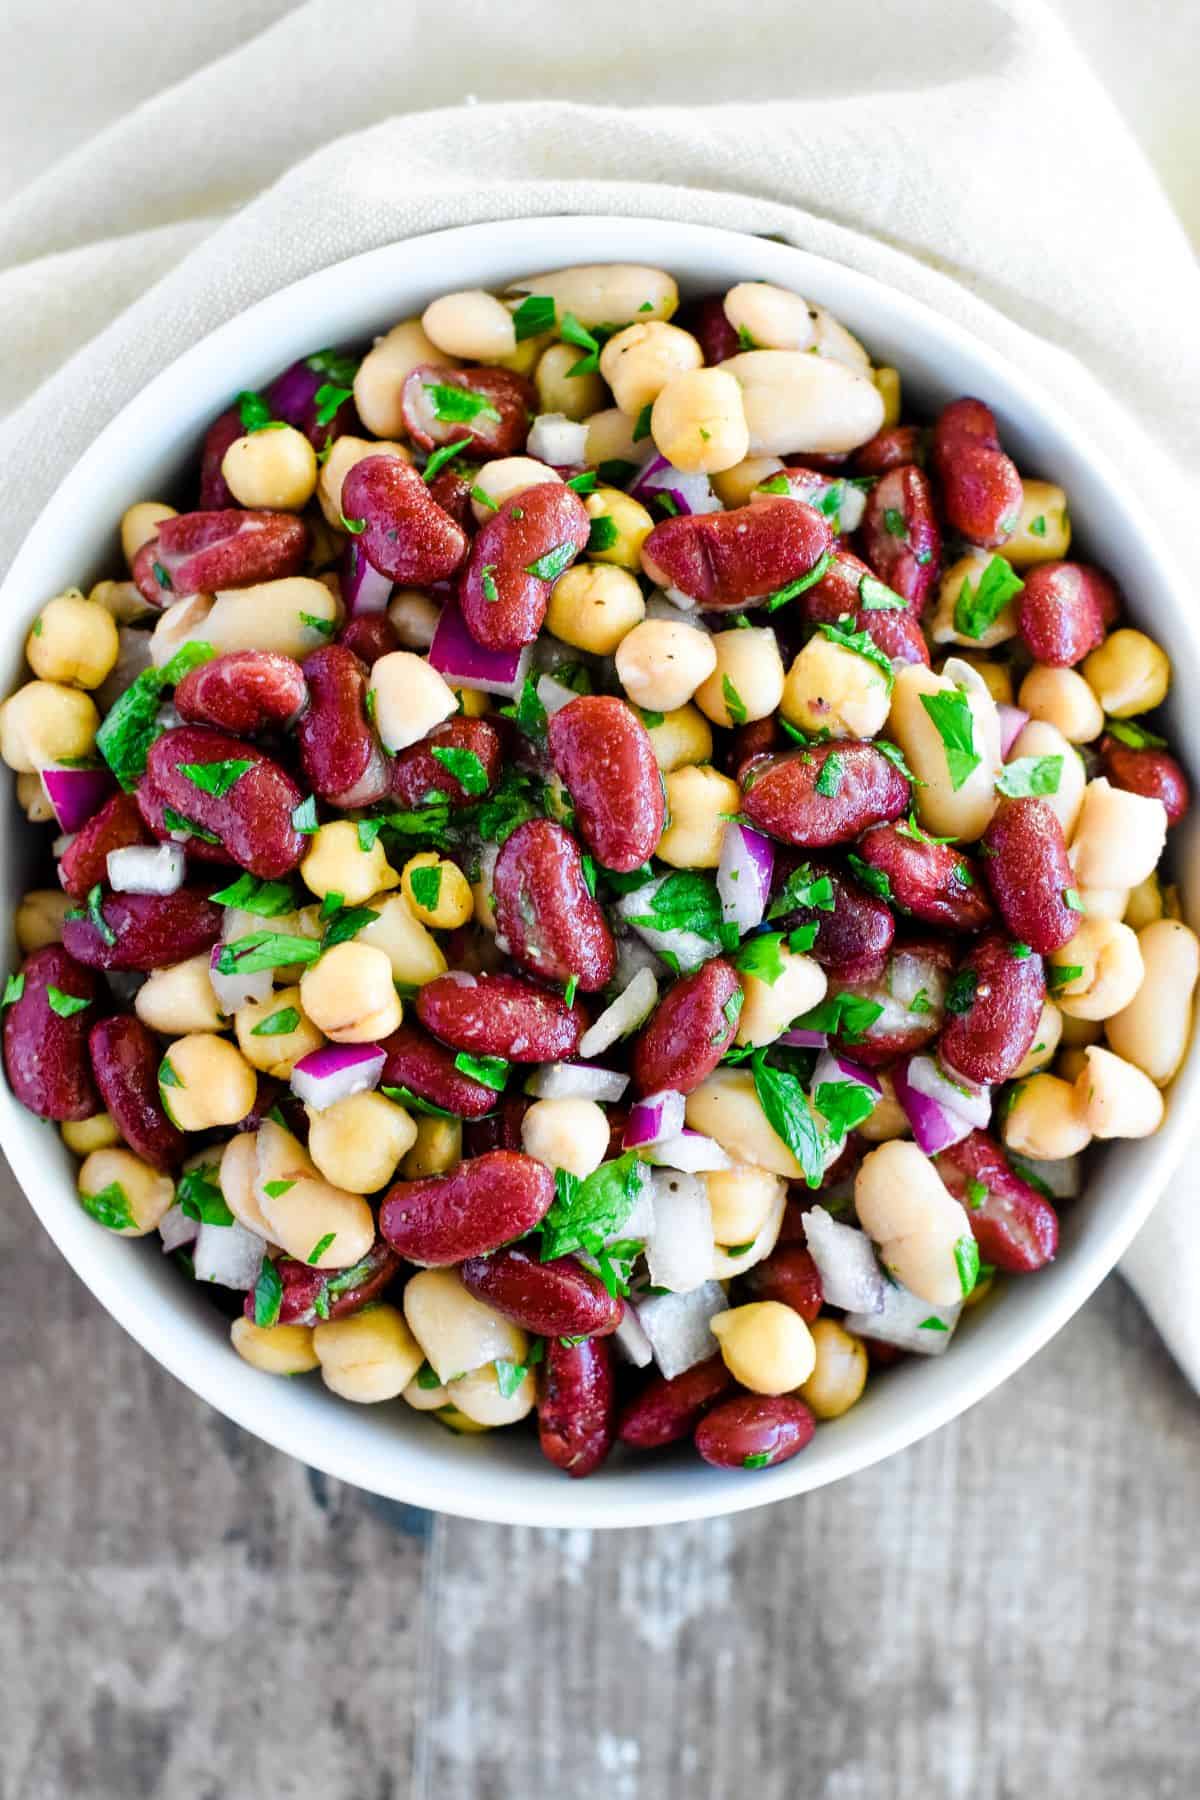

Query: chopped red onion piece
[524,1062,629,1103]
[290,1043,385,1111]
[716,822,774,932]
[802,1205,885,1313]
[892,1058,974,1156]
[428,594,533,698]
[40,764,116,834]
[998,704,1031,759]
[812,1048,883,1098]
[107,843,186,896]
[905,1055,991,1129]
[843,1281,962,1355]
[633,1279,728,1380]
[647,1129,732,1174]
[629,453,723,518]
[624,1088,686,1150]
[780,1029,829,1049]
[192,1217,267,1290]
[341,536,393,615]
[578,967,658,1059]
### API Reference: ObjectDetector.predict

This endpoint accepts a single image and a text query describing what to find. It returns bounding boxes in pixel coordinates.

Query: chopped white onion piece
[524,1062,629,1103]
[290,1043,385,1111]
[107,843,186,896]
[159,1202,200,1255]
[634,1280,729,1380]
[716,822,774,932]
[535,673,582,716]
[802,1205,886,1313]
[578,966,658,1059]
[905,1055,991,1129]
[813,1048,883,1099]
[613,1304,654,1369]
[843,1281,962,1355]
[208,943,273,1014]
[527,412,588,466]
[51,831,75,859]
[1011,1152,1081,1198]
[662,585,699,611]
[644,1171,714,1294]
[647,1130,733,1174]
[192,1217,267,1290]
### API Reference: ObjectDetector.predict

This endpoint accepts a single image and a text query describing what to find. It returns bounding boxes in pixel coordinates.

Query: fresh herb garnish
[815,752,844,797]
[954,1234,980,1298]
[587,515,620,554]
[722,675,748,725]
[321,905,377,950]
[46,986,91,1018]
[251,1006,301,1038]
[952,556,1024,640]
[817,619,895,690]
[2,973,23,1006]
[453,1053,508,1091]
[209,872,296,916]
[409,863,443,913]
[995,755,1063,798]
[253,1255,283,1328]
[767,864,836,919]
[945,969,978,1013]
[430,744,489,796]
[919,689,980,790]
[750,1052,824,1186]
[95,641,215,790]
[161,807,220,843]
[511,294,557,340]
[177,1163,234,1226]
[216,933,323,974]
[524,541,578,583]
[422,382,501,426]
[762,552,833,612]
[79,1181,136,1232]
[176,757,253,798]
[734,932,787,986]
[847,853,891,899]
[539,1155,651,1261]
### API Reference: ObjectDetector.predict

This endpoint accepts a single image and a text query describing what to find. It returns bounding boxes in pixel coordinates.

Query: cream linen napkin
[1,0,1197,1380]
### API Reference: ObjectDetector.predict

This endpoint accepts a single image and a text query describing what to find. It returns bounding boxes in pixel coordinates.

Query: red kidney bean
[742,743,909,846]
[981,798,1078,954]
[296,644,389,809]
[618,1354,735,1449]
[855,824,994,934]
[694,1393,816,1470]
[389,716,502,809]
[88,1013,184,1170]
[464,1093,531,1156]
[1099,735,1190,825]
[131,509,309,605]
[198,407,244,510]
[401,363,535,459]
[380,1149,554,1264]
[338,612,399,668]
[174,649,306,736]
[858,465,941,614]
[864,1337,905,1368]
[739,1246,824,1321]
[460,1247,623,1338]
[538,1335,617,1478]
[631,958,742,1096]
[416,972,584,1062]
[547,695,665,874]
[235,1075,290,1136]
[934,1129,1059,1272]
[426,467,477,531]
[58,792,153,901]
[939,931,1046,1084]
[802,550,930,663]
[681,293,740,365]
[641,497,833,610]
[492,819,615,993]
[247,1237,401,1326]
[3,946,100,1121]
[1016,561,1112,666]
[459,483,590,651]
[725,716,781,780]
[828,936,956,1066]
[136,726,304,879]
[931,397,1023,548]
[854,424,926,475]
[379,1022,501,1120]
[340,455,467,587]
[62,889,222,971]
[265,356,360,450]
[769,853,895,976]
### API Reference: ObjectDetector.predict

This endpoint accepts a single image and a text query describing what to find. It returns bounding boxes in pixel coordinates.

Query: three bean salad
[3,262,1195,1478]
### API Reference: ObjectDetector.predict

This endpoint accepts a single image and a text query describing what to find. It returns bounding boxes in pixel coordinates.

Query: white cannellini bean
[717,350,884,455]
[1105,918,1200,1085]
[1049,916,1144,1021]
[367,651,457,752]
[1068,778,1168,890]
[854,1141,969,1308]
[1074,1046,1164,1139]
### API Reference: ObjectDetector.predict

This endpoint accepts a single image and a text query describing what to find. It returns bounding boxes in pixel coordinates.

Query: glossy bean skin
[131,508,309,604]
[1099,736,1191,825]
[1017,562,1114,666]
[88,1013,184,1170]
[935,1129,1059,1272]
[338,613,400,668]
[58,791,152,901]
[463,1093,531,1155]
[631,958,742,1095]
[297,644,389,808]
[62,889,223,971]
[548,695,665,873]
[981,798,1078,954]
[137,726,304,878]
[641,496,832,610]
[694,1393,816,1470]
[379,1022,501,1120]
[725,716,781,781]
[858,465,941,614]
[538,1335,617,1478]
[426,468,476,532]
[617,1354,735,1449]
[400,363,535,458]
[854,424,926,475]
[389,716,502,808]
[931,398,1023,548]
[460,1247,623,1338]
[3,946,100,1120]
[739,1245,824,1321]
[742,743,910,847]
[341,456,468,586]
[459,484,590,651]
[769,854,895,976]
[175,649,306,736]
[380,1149,555,1264]
[801,550,931,664]
[244,1237,400,1327]
[265,357,360,450]
[683,294,740,365]
[856,824,994,933]
[416,972,584,1062]
[828,936,955,1066]
[198,407,243,510]
[492,819,616,993]
[939,930,1046,1084]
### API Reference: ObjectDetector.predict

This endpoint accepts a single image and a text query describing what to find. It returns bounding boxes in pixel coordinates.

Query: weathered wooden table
[3,1159,1197,1800]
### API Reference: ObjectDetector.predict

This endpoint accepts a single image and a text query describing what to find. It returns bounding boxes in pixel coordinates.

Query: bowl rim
[4,213,1197,1529]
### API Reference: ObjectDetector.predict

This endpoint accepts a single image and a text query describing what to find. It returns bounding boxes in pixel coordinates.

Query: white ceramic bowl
[3,217,1197,1528]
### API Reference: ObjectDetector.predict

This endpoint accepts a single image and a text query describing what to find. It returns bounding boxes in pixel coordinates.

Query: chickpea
[706,1165,786,1247]
[534,342,606,420]
[1003,1073,1092,1159]
[1012,999,1063,1078]
[799,1318,869,1419]
[546,563,645,656]
[506,264,679,329]
[148,594,215,667]
[358,892,447,987]
[710,1301,816,1395]
[946,654,1013,707]
[520,1096,610,1179]
[449,1362,538,1427]
[1056,1046,1090,1084]
[401,1114,462,1179]
[387,589,441,650]
[221,424,318,511]
[317,435,410,529]
[644,703,713,773]
[260,1168,376,1270]
[887,661,1000,841]
[0,680,99,773]
[313,1304,424,1403]
[1082,629,1170,717]
[135,953,227,1036]
[403,1370,450,1411]
[220,1131,273,1238]
[856,1068,912,1142]
[1008,720,1085,837]
[15,888,71,951]
[1106,918,1199,1085]
[583,488,654,571]
[693,627,785,727]
[192,577,340,661]
[1058,1012,1102,1048]
[718,350,884,455]
[723,282,815,351]
[120,501,176,568]
[710,1186,787,1280]
[1068,777,1167,891]
[300,820,399,908]
[1049,916,1143,1021]
[658,765,741,868]
[78,1147,174,1236]
[400,852,472,929]
[599,320,703,417]
[855,1140,971,1306]
[1075,1045,1164,1140]
[306,1090,417,1194]
[615,618,717,713]
[158,1033,258,1132]
[583,406,644,468]
[299,941,402,1044]
[421,288,517,361]
[231,1315,320,1376]
[367,651,457,753]
[61,1112,120,1155]
[685,1067,817,1180]
[650,368,749,475]
[929,551,1020,648]
[469,457,560,524]
[711,455,785,508]
[90,579,152,626]
[874,366,902,429]
[1017,665,1104,744]
[16,771,54,822]
[781,631,890,741]
[1004,480,1071,567]
[402,1265,527,1384]
[735,947,827,1049]
[26,591,119,690]
[233,984,323,1078]
[353,318,445,438]
[1124,873,1165,932]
